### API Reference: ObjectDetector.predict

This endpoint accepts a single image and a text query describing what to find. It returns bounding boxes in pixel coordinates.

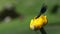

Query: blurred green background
[0,0,60,34]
